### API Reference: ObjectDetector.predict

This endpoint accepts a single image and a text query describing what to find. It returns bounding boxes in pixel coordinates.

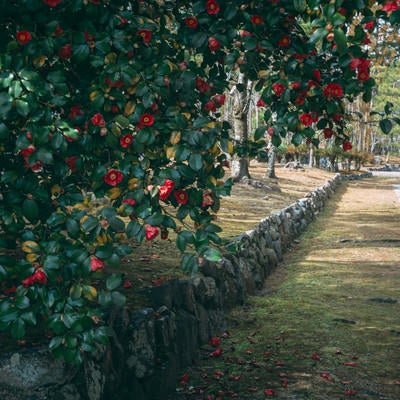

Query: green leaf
[106,273,122,290]
[191,32,208,48]
[44,255,61,270]
[0,122,9,139]
[73,44,90,63]
[66,218,80,238]
[22,198,39,223]
[189,153,203,171]
[15,295,30,310]
[379,118,393,135]
[334,28,347,54]
[15,100,30,117]
[181,253,199,274]
[243,37,258,51]
[309,27,328,44]
[49,336,63,350]
[11,318,26,339]
[81,215,99,233]
[111,291,126,307]
[126,220,145,241]
[203,248,222,262]
[254,126,267,141]
[224,4,237,20]
[0,92,12,118]
[109,216,125,232]
[292,133,303,146]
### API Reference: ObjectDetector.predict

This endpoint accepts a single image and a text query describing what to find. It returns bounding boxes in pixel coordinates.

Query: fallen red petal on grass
[264,351,272,357]
[345,389,358,396]
[152,254,160,258]
[335,349,342,354]
[275,360,285,366]
[281,378,289,387]
[312,353,321,360]
[247,387,258,393]
[264,389,275,396]
[123,279,133,288]
[345,362,357,367]
[246,349,253,354]
[320,372,334,382]
[209,348,223,357]
[213,370,224,379]
[342,380,353,385]
[229,375,241,381]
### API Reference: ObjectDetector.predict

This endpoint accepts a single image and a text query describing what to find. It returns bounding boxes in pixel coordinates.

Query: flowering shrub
[0,0,395,364]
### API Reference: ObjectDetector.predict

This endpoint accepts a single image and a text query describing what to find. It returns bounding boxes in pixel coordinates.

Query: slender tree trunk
[231,74,252,182]
[308,142,315,167]
[266,145,277,178]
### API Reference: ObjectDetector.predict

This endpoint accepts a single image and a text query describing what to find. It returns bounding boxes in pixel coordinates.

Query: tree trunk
[266,145,277,179]
[231,74,252,182]
[308,142,315,167]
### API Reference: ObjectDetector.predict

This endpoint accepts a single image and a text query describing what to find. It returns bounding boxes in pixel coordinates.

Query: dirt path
[174,176,400,399]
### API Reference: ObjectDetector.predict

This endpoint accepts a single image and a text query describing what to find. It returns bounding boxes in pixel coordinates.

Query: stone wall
[0,172,371,400]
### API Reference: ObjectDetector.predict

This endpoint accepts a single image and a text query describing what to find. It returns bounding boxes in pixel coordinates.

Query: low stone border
[0,172,371,400]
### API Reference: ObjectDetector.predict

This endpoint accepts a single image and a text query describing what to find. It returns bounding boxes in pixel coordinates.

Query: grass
[171,177,400,399]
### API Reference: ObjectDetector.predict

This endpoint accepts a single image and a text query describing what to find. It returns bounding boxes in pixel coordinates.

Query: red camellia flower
[66,156,79,172]
[323,83,343,99]
[291,81,301,90]
[91,113,105,126]
[357,69,370,81]
[22,269,48,287]
[208,37,220,51]
[213,94,226,106]
[195,77,211,93]
[382,1,399,12]
[312,69,321,81]
[323,128,334,139]
[106,77,123,88]
[139,113,154,127]
[145,225,159,241]
[209,337,220,347]
[122,198,136,206]
[44,0,61,6]
[16,30,32,45]
[251,15,264,24]
[159,179,175,200]
[202,191,214,207]
[59,44,72,59]
[104,169,123,186]
[185,17,199,28]
[343,141,353,151]
[206,0,220,15]
[364,21,375,30]
[240,29,252,37]
[257,98,266,107]
[296,95,305,106]
[137,29,152,44]
[174,189,188,205]
[91,257,105,272]
[299,113,313,127]
[204,100,217,112]
[120,133,134,148]
[278,35,290,47]
[264,388,275,396]
[69,105,83,120]
[272,83,285,96]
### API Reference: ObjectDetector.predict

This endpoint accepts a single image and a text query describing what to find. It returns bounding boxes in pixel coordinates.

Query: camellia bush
[0,0,397,364]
